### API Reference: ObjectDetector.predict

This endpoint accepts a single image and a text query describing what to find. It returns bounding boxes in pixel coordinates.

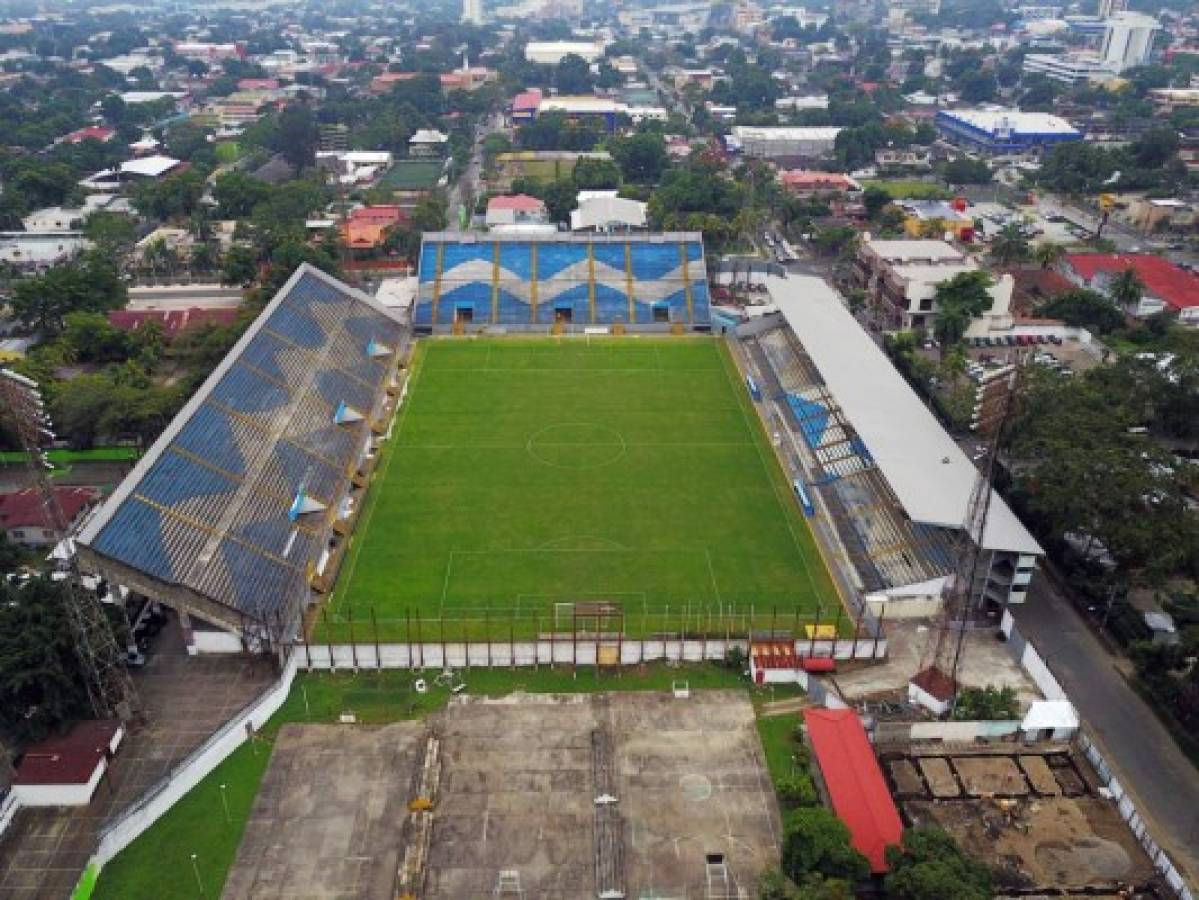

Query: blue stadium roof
[79,265,406,628]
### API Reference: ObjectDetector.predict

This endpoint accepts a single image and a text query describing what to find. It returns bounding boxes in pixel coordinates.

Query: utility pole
[0,369,138,722]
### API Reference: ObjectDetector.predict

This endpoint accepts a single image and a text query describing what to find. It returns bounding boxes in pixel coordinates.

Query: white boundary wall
[296,636,887,669]
[0,791,18,841]
[1077,730,1195,900]
[87,654,298,869]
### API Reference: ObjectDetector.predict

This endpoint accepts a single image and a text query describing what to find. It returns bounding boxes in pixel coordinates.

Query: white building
[727,126,842,159]
[570,193,648,231]
[1100,12,1158,71]
[0,232,88,268]
[524,41,605,65]
[1022,52,1120,84]
[462,0,485,25]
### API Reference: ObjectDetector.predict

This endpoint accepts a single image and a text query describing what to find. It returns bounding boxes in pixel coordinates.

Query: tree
[781,808,871,885]
[609,133,668,184]
[1032,242,1065,270]
[214,171,273,219]
[989,223,1029,266]
[411,191,449,233]
[1036,288,1123,334]
[572,156,621,190]
[9,254,127,336]
[273,105,319,170]
[884,828,992,900]
[222,244,259,286]
[0,578,93,743]
[1108,267,1144,312]
[554,53,594,94]
[958,72,997,103]
[863,186,892,220]
[932,270,994,349]
[941,158,992,185]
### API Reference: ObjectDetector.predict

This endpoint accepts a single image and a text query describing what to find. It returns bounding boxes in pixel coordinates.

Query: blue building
[415,232,711,331]
[935,109,1083,154]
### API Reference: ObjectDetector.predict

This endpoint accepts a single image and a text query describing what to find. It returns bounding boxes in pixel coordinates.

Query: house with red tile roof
[486,194,551,232]
[779,170,861,196]
[107,306,240,339]
[0,487,99,548]
[1062,254,1199,326]
[61,125,116,145]
[340,205,408,251]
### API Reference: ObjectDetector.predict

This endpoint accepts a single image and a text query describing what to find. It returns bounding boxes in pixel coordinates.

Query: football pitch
[323,338,841,641]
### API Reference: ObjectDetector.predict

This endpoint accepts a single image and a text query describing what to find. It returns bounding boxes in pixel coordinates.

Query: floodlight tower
[0,368,138,722]
[915,365,1018,715]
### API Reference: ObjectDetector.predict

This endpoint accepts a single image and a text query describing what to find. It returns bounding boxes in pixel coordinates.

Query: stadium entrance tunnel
[526,422,627,469]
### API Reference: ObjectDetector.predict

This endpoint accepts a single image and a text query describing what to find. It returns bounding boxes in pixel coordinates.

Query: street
[1014,576,1199,885]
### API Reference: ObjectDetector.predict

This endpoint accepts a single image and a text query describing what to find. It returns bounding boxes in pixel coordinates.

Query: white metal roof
[119,155,182,178]
[1021,700,1078,731]
[863,238,964,263]
[730,125,843,141]
[570,196,647,231]
[940,108,1081,137]
[766,274,1043,556]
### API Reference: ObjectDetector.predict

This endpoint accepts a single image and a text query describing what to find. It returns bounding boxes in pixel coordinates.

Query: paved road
[1014,576,1199,886]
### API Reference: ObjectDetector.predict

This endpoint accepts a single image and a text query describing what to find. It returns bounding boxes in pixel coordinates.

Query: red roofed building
[511,89,543,124]
[486,194,549,230]
[13,720,123,806]
[107,306,239,339]
[237,78,280,91]
[803,708,903,873]
[1062,254,1199,326]
[779,170,861,196]
[62,125,116,145]
[340,205,408,251]
[0,486,99,548]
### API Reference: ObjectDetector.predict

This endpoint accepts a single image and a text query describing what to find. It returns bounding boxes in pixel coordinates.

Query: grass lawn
[91,663,770,900]
[322,338,841,641]
[377,159,444,191]
[0,447,138,465]
[862,179,953,201]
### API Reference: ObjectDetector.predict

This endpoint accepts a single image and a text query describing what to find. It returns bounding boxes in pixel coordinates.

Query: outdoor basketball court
[221,690,780,899]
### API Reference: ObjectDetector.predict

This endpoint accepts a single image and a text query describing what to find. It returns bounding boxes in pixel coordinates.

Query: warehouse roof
[767,274,1042,555]
[803,708,903,873]
[730,125,843,141]
[938,108,1081,137]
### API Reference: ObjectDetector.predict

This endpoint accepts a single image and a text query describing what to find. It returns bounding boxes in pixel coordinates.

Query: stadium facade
[76,265,407,652]
[414,232,711,331]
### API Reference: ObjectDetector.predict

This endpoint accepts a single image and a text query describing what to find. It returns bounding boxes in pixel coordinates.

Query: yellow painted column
[679,242,694,324]
[530,243,538,325]
[587,242,597,324]
[624,241,635,324]
[431,242,445,325]
[491,242,500,323]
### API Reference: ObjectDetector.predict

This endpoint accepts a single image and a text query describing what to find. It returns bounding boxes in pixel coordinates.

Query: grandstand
[737,274,1041,619]
[77,265,407,652]
[415,232,710,330]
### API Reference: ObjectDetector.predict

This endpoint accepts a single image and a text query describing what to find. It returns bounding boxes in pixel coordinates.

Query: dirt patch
[1019,755,1061,796]
[902,795,1156,891]
[917,757,960,798]
[889,759,927,798]
[952,756,1029,796]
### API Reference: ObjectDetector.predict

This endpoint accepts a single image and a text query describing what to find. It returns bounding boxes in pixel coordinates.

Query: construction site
[879,743,1161,896]
[222,690,780,899]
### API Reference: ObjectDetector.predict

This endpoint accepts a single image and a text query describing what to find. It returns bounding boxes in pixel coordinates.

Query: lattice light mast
[0,368,138,722]
[917,364,1020,715]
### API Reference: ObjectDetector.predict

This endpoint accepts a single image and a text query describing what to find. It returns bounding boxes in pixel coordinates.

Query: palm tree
[989,223,1030,266]
[1108,267,1145,313]
[1033,242,1065,269]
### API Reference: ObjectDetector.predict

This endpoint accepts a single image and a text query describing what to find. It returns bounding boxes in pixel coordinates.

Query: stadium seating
[415,234,710,328]
[82,266,406,630]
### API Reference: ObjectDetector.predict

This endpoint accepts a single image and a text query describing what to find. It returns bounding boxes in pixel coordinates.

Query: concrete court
[427,690,780,899]
[222,722,424,899]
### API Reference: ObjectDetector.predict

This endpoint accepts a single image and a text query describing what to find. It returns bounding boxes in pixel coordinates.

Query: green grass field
[322,338,841,641]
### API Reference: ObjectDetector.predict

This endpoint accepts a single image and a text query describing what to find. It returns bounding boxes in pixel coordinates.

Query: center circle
[679,774,713,802]
[527,422,627,470]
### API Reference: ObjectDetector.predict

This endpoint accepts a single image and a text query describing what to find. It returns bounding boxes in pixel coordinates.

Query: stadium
[77,248,860,665]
